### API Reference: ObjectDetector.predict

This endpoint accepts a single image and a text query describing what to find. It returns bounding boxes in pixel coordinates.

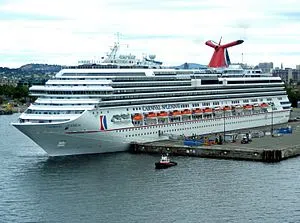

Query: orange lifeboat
[181,109,192,115]
[203,107,213,113]
[157,111,168,117]
[243,104,253,110]
[260,102,269,108]
[223,106,232,111]
[145,112,157,118]
[133,113,143,121]
[193,108,203,114]
[170,110,181,116]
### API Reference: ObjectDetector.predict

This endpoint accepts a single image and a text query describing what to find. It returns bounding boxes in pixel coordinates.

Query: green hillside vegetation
[0,85,29,104]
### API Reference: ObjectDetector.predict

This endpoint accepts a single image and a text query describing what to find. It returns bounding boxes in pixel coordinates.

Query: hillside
[19,63,63,72]
[172,63,207,69]
[0,63,63,76]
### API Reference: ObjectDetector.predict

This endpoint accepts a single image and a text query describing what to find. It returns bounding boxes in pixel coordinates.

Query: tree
[285,85,300,107]
[13,86,29,99]
[0,85,29,100]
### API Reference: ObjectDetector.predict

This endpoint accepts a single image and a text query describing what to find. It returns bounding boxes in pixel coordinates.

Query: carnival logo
[99,115,108,131]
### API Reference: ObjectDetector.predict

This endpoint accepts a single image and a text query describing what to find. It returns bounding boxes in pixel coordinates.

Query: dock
[130,120,300,163]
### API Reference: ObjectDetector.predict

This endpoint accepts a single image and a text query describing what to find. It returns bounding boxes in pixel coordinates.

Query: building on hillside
[0,78,18,86]
[256,62,273,73]
[272,67,300,85]
[291,69,300,84]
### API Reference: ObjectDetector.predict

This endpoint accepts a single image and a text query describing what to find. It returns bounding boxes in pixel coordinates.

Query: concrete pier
[130,119,300,163]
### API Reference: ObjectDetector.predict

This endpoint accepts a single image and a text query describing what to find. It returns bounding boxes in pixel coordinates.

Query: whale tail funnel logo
[205,37,244,68]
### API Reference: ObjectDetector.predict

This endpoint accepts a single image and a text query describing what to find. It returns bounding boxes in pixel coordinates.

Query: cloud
[0,0,300,68]
[278,11,300,20]
[0,12,64,20]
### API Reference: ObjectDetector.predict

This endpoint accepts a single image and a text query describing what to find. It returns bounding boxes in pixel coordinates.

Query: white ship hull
[13,109,290,156]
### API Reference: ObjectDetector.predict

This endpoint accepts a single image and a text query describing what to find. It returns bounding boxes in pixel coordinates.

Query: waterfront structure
[12,41,291,156]
[272,68,300,84]
[272,68,290,83]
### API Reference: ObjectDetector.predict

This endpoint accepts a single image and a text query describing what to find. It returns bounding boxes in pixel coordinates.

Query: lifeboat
[234,105,243,112]
[181,109,192,115]
[243,104,253,110]
[157,111,168,117]
[203,107,213,113]
[193,108,203,114]
[253,104,260,110]
[145,112,157,119]
[170,110,181,116]
[223,106,232,112]
[214,107,223,114]
[260,102,269,108]
[132,113,143,121]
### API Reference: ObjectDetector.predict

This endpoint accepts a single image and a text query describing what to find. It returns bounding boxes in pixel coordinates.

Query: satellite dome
[149,54,156,60]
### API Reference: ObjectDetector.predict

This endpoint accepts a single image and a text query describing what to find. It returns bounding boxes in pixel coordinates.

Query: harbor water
[0,114,300,222]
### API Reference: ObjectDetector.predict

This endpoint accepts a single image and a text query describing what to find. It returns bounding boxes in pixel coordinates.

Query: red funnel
[205,39,244,68]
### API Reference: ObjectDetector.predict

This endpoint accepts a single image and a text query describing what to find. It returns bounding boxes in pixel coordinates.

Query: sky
[0,0,300,68]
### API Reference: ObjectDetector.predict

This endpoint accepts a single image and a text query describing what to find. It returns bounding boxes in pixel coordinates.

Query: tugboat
[155,154,177,169]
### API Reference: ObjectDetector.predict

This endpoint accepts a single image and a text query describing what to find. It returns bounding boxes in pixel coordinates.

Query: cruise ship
[12,39,291,156]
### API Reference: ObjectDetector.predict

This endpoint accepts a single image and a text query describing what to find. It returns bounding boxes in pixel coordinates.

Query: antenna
[239,23,249,64]
[218,36,222,45]
[106,32,122,61]
[115,32,121,44]
[242,52,244,64]
[242,28,246,64]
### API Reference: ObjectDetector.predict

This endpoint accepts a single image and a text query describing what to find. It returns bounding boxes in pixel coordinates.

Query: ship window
[280,101,290,105]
